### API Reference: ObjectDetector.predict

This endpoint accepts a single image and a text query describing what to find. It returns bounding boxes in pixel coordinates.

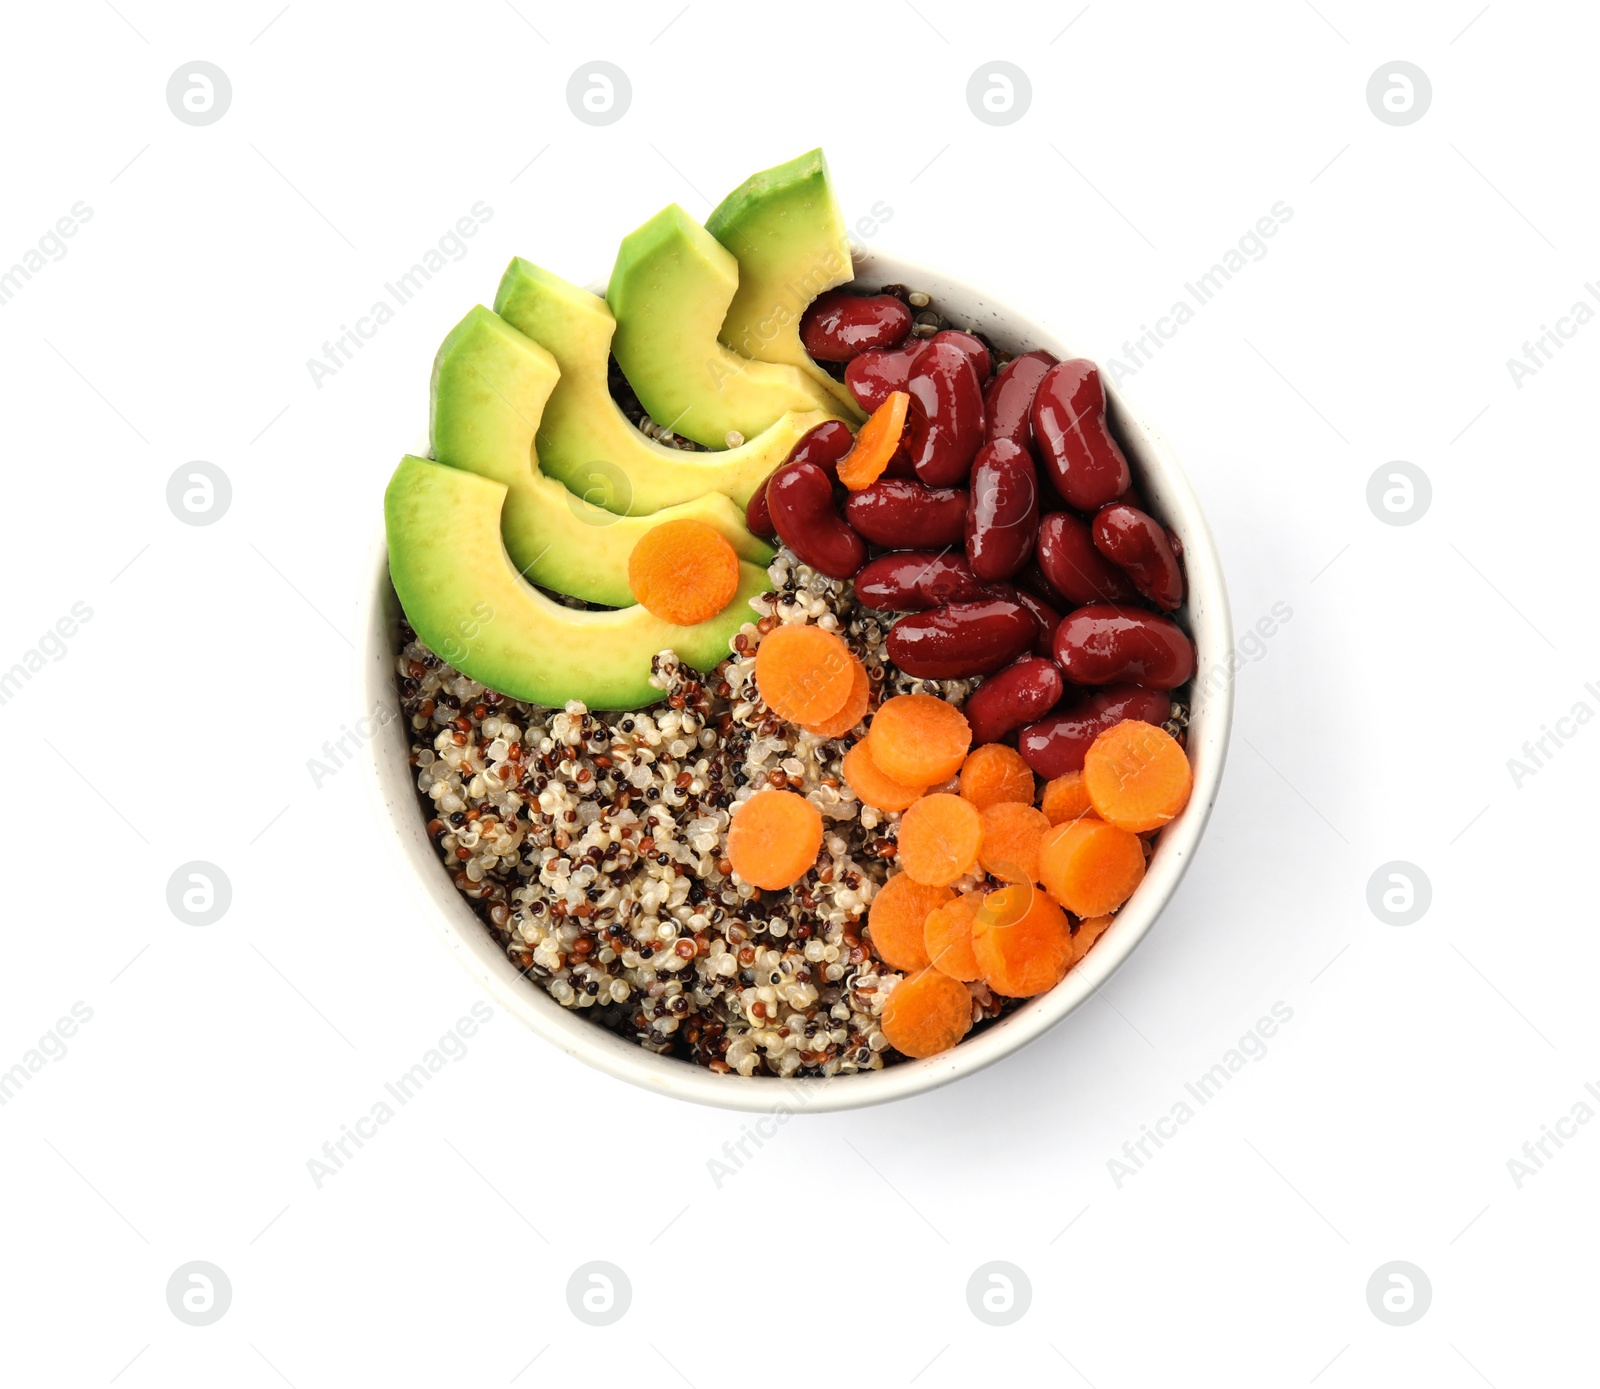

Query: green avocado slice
[429,306,771,609]
[706,148,863,419]
[493,258,831,515]
[386,456,765,710]
[606,204,850,449]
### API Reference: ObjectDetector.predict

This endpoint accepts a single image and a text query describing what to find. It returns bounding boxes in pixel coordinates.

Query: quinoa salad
[383,149,1198,1078]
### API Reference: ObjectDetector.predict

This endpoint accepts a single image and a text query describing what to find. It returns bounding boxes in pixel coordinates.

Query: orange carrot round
[626,518,740,625]
[972,884,1075,997]
[727,789,823,889]
[1082,719,1194,833]
[803,655,870,738]
[924,891,984,982]
[843,740,923,812]
[755,624,855,726]
[867,694,971,787]
[837,391,910,490]
[866,872,952,971]
[958,743,1035,810]
[881,966,973,1058]
[977,801,1050,883]
[1037,817,1145,917]
[1039,770,1093,826]
[896,793,983,886]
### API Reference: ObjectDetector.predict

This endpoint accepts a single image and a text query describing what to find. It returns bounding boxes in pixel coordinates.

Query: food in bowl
[384,149,1197,1079]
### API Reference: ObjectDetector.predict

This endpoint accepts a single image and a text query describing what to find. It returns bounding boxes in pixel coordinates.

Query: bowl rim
[360,245,1235,1115]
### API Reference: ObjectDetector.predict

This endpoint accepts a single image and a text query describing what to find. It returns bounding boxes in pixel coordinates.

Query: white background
[1,1,1594,1384]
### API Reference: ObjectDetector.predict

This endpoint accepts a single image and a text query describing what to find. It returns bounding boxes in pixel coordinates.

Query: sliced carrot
[1039,770,1093,826]
[866,872,952,971]
[881,966,973,1058]
[958,743,1035,810]
[627,519,740,625]
[755,624,854,726]
[726,789,823,889]
[802,654,870,738]
[1068,913,1115,967]
[843,739,923,812]
[1037,817,1145,917]
[897,793,983,886]
[978,801,1050,883]
[924,891,984,982]
[1082,719,1194,833]
[837,391,910,491]
[867,694,971,787]
[971,883,1075,997]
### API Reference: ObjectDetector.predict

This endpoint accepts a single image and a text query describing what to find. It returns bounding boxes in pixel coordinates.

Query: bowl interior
[363,247,1234,1113]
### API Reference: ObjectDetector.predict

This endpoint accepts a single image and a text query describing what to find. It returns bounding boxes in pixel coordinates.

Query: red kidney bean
[1052,604,1195,688]
[984,350,1057,451]
[746,420,855,539]
[1036,511,1139,605]
[931,330,992,385]
[801,291,913,363]
[965,438,1039,583]
[906,341,985,487]
[845,342,926,412]
[1092,503,1185,610]
[887,598,1036,679]
[964,656,1066,745]
[844,478,968,548]
[1018,684,1174,778]
[768,461,865,579]
[854,551,989,611]
[1031,359,1131,510]
[1166,526,1184,561]
[990,584,1061,657]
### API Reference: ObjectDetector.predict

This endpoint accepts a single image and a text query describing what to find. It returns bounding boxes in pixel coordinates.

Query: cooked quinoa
[397,548,1014,1078]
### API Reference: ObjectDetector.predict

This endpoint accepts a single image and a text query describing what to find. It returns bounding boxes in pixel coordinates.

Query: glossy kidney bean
[931,330,992,384]
[964,656,1066,745]
[1092,503,1185,610]
[800,291,913,363]
[991,584,1061,657]
[1018,684,1174,778]
[886,598,1037,679]
[854,551,989,611]
[984,350,1057,451]
[1031,359,1131,510]
[965,438,1039,583]
[1052,604,1195,688]
[845,342,926,412]
[746,420,855,538]
[1036,511,1139,604]
[843,478,968,548]
[906,341,986,486]
[768,461,866,579]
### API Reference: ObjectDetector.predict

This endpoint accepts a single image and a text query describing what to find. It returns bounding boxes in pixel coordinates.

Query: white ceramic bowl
[362,248,1234,1113]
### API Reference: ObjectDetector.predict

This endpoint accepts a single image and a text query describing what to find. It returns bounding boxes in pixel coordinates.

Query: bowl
[361,247,1234,1114]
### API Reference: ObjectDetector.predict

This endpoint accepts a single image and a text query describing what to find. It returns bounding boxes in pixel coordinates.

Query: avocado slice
[494,258,830,515]
[706,149,864,420]
[429,306,771,609]
[606,205,850,449]
[387,456,764,710]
